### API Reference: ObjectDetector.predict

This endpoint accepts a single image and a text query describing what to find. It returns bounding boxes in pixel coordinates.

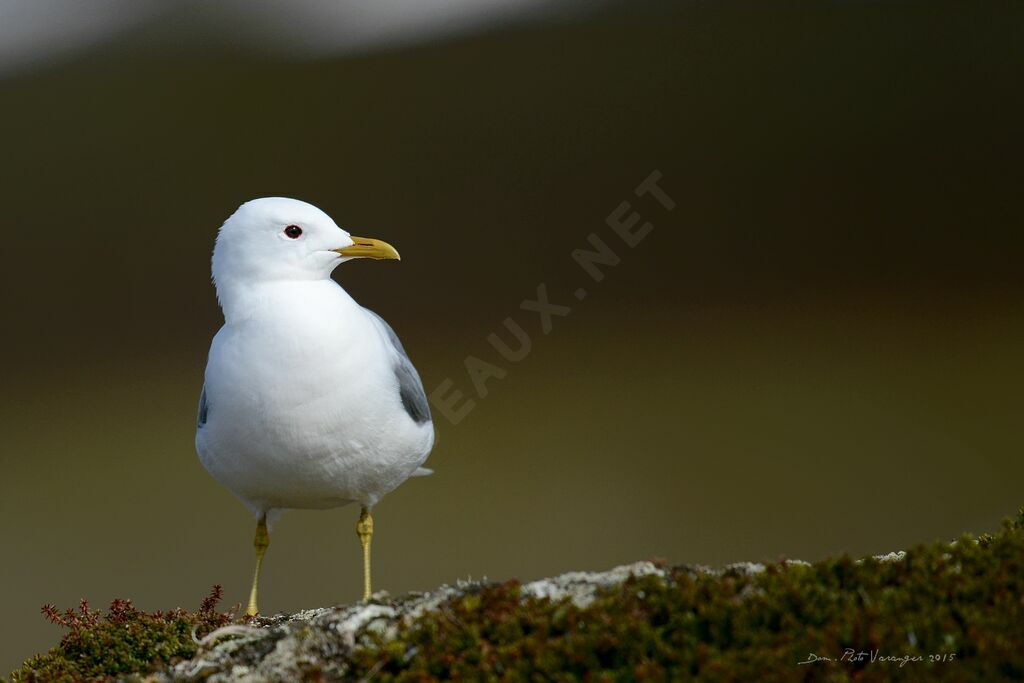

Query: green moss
[8,586,234,682]
[347,509,1024,682]
[11,510,1024,681]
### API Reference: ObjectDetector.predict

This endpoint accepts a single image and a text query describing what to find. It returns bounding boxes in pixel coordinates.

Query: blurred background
[2,0,1023,670]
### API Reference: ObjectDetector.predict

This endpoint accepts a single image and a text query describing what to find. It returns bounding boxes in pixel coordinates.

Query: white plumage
[195,197,434,611]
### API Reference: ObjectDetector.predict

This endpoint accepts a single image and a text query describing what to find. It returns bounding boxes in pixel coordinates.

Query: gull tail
[412,467,434,477]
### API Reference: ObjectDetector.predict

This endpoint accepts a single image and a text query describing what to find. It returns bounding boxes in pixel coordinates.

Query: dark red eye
[284,225,303,239]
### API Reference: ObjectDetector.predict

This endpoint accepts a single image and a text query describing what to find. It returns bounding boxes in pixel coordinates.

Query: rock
[155,562,666,682]
[14,511,1024,682]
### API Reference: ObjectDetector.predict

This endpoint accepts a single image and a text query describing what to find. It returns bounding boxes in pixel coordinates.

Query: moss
[8,586,234,682]
[11,510,1024,681]
[347,509,1024,682]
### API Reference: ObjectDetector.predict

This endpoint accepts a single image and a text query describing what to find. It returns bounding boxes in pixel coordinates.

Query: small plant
[9,586,236,682]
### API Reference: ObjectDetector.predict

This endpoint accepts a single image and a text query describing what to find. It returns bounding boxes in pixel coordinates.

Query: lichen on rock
[11,510,1024,682]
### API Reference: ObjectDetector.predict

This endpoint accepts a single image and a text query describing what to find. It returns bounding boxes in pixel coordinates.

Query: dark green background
[2,1,1023,671]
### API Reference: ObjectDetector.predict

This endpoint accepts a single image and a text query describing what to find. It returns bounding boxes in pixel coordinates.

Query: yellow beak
[335,236,401,261]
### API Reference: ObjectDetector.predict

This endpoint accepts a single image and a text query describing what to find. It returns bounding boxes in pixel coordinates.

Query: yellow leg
[356,507,374,601]
[246,515,269,617]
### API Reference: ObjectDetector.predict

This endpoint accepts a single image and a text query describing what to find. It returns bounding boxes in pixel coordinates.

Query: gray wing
[197,384,209,428]
[364,309,432,425]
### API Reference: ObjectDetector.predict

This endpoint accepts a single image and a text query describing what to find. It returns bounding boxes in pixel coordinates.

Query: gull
[195,197,434,616]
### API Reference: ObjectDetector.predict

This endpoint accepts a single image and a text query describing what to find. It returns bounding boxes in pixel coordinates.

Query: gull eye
[284,225,303,239]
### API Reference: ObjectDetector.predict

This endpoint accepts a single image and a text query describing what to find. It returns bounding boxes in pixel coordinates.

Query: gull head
[212,197,400,289]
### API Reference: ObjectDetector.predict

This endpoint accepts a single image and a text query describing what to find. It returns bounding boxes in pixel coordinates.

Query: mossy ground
[344,514,1024,682]
[10,511,1024,682]
[7,587,234,682]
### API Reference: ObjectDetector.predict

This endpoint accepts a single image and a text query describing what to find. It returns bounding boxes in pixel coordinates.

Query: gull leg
[246,515,269,617]
[356,507,374,601]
